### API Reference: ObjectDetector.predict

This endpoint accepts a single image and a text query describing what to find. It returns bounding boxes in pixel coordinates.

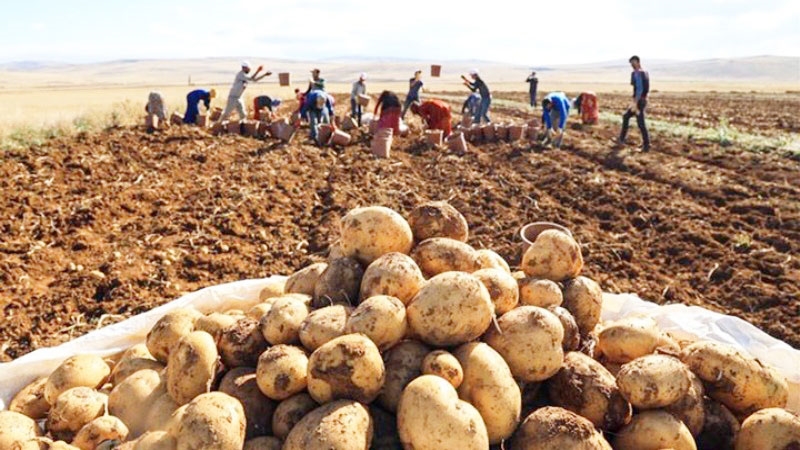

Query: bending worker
[183,88,216,124]
[300,89,335,146]
[541,91,571,148]
[411,99,452,137]
[374,90,402,134]
[462,92,480,121]
[145,91,168,123]
[220,61,271,121]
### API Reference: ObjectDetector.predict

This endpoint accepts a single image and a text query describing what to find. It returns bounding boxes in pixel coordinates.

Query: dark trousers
[620,98,650,149]
[529,90,537,107]
[350,98,362,126]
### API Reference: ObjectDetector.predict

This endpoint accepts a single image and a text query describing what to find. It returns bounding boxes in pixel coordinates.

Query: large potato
[697,398,739,450]
[313,257,364,307]
[285,262,328,296]
[562,276,603,335]
[167,331,218,406]
[597,316,675,363]
[45,355,111,404]
[109,369,164,438]
[617,354,692,409]
[473,268,519,314]
[130,431,176,450]
[219,367,276,439]
[454,342,521,444]
[298,305,351,352]
[48,387,108,440]
[345,295,407,351]
[475,248,510,273]
[271,393,318,440]
[613,410,697,450]
[258,279,286,301]
[397,375,489,450]
[410,238,481,277]
[665,369,706,436]
[243,436,281,450]
[547,306,581,352]
[408,201,469,242]
[145,308,202,363]
[737,408,800,450]
[520,229,583,281]
[0,410,42,450]
[172,392,246,450]
[283,400,373,450]
[546,351,631,431]
[260,297,310,345]
[256,345,308,400]
[218,318,268,367]
[421,350,463,388]
[72,416,129,450]
[246,302,273,321]
[194,312,239,341]
[359,252,425,305]
[307,334,385,404]
[340,206,414,265]
[484,306,564,382]
[519,278,563,308]
[508,406,612,450]
[378,340,429,412]
[406,271,493,346]
[109,345,163,386]
[142,392,179,434]
[9,376,50,420]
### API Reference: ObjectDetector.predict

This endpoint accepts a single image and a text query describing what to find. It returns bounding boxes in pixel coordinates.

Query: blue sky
[1,0,798,64]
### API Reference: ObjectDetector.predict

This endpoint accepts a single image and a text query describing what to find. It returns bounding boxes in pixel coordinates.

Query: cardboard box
[226,120,241,134]
[425,129,443,146]
[242,120,259,137]
[279,73,291,86]
[210,121,225,135]
[210,107,222,121]
[371,128,393,158]
[196,114,209,128]
[331,130,352,146]
[318,124,334,145]
[357,94,370,107]
[431,64,442,77]
[145,114,159,130]
[170,111,183,126]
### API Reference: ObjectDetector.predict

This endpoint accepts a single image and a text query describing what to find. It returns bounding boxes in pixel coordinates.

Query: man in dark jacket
[526,71,538,107]
[618,55,651,152]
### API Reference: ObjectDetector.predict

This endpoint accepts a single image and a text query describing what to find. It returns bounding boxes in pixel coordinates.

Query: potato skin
[547,306,581,352]
[307,334,385,404]
[243,436,282,450]
[562,276,603,335]
[616,354,692,409]
[260,297,310,346]
[298,305,351,352]
[613,410,697,450]
[340,206,414,265]
[142,391,180,434]
[285,262,328,296]
[258,279,286,301]
[256,345,309,400]
[421,350,464,388]
[109,345,164,386]
[696,398,740,450]
[130,431,176,450]
[48,387,108,440]
[167,331,218,406]
[9,377,50,420]
[45,355,112,405]
[72,415,129,450]
[475,248,510,273]
[410,238,481,278]
[408,201,469,243]
[313,257,364,307]
[519,278,563,308]
[145,308,202,363]
[194,312,239,341]
[0,410,42,450]
[508,406,612,450]
[218,318,268,368]
[108,369,164,438]
[173,392,246,450]
[520,229,583,281]
[665,369,706,436]
[597,316,667,363]
[735,408,800,450]
[283,400,373,450]
[378,340,430,412]
[345,295,407,351]
[271,393,318,440]
[219,367,276,439]
[359,252,425,305]
[473,268,519,314]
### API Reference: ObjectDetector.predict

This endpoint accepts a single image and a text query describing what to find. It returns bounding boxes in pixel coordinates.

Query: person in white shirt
[350,73,367,126]
[220,61,271,121]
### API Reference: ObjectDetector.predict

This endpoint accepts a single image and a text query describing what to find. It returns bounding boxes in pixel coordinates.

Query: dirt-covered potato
[397,375,489,450]
[145,308,202,363]
[298,305,352,352]
[369,405,402,450]
[173,392,246,450]
[473,268,519,314]
[45,355,112,405]
[454,342,521,444]
[520,229,583,281]
[283,400,373,450]
[0,410,42,450]
[142,392,179,434]
[285,262,328,296]
[219,367,276,439]
[243,436,282,450]
[340,206,414,265]
[597,316,674,363]
[562,276,603,335]
[218,318,267,368]
[484,306,564,382]
[72,416,129,450]
[547,306,581,352]
[617,354,692,409]
[696,398,740,450]
[410,237,481,277]
[194,312,239,341]
[109,369,163,438]
[519,278,563,308]
[735,408,800,450]
[421,350,463,388]
[167,331,218,405]
[407,271,493,346]
[109,345,164,386]
[408,201,469,242]
[129,431,176,450]
[246,302,274,320]
[547,351,631,431]
[313,257,364,307]
[345,295,407,351]
[359,252,425,305]
[9,376,50,420]
[271,393,318,440]
[613,410,697,450]
[508,406,612,450]
[475,248,510,273]
[378,340,430,412]
[681,341,788,414]
[256,345,308,401]
[665,370,706,436]
[258,279,286,301]
[260,297,310,345]
[48,387,108,441]
[307,334,385,404]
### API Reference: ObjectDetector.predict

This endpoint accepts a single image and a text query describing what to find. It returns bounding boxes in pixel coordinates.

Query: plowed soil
[1,91,798,361]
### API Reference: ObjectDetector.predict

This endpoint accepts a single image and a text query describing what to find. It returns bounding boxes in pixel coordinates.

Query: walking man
[401,70,424,119]
[526,71,538,107]
[618,55,651,151]
[350,73,367,126]
[220,61,271,121]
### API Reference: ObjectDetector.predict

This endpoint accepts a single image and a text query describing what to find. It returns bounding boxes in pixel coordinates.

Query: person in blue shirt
[401,70,424,119]
[183,88,216,124]
[618,55,651,151]
[300,89,335,145]
[541,92,571,148]
[462,92,481,119]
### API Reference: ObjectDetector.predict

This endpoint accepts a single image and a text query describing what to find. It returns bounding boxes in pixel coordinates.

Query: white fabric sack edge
[0,277,797,413]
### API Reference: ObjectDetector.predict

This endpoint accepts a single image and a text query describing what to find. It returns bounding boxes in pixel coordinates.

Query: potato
[307,334,385,404]
[218,318,267,367]
[562,276,603,335]
[48,442,81,450]
[735,408,800,450]
[410,238,481,277]
[283,400,373,450]
[255,345,308,401]
[260,297,310,345]
[243,436,281,450]
[473,268,519,314]
[167,331,218,406]
[681,341,788,414]
[613,410,697,450]
[194,312,239,340]
[421,350,463,388]
[246,303,273,320]
[340,206,414,265]
[546,351,632,431]
[408,201,469,242]
[45,355,112,404]
[9,376,50,420]
[164,405,187,437]
[130,431,176,450]
[547,306,580,352]
[406,271,493,346]
[484,306,564,382]
[519,278,563,308]
[597,316,673,363]
[109,345,164,386]
[696,398,739,450]
[219,367,276,439]
[48,387,107,440]
[617,354,692,409]
[173,392,246,450]
[665,370,706,436]
[72,416,129,450]
[271,393,318,440]
[109,369,163,438]
[285,262,328,296]
[508,406,612,450]
[0,410,42,450]
[142,392,179,434]
[475,248,510,273]
[359,252,425,305]
[454,342,521,444]
[328,242,346,260]
[369,405,401,450]
[258,279,286,301]
[146,308,202,363]
[521,229,583,281]
[313,257,364,307]
[378,340,430,412]
[345,295,407,351]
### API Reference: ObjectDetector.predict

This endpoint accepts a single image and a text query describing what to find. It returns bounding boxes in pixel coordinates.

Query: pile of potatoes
[3,201,798,450]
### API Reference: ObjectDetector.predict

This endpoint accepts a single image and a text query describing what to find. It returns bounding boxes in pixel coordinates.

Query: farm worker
[461,92,481,118]
[410,99,452,137]
[350,73,367,126]
[462,69,491,124]
[541,91,571,148]
[145,92,168,122]
[573,92,599,125]
[618,55,651,152]
[526,71,539,107]
[253,95,282,121]
[305,68,326,94]
[374,90,403,134]
[220,61,272,121]
[182,88,216,124]
[300,89,335,146]
[401,70,424,119]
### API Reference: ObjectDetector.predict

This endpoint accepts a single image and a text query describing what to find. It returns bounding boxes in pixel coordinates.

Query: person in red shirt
[410,99,452,137]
